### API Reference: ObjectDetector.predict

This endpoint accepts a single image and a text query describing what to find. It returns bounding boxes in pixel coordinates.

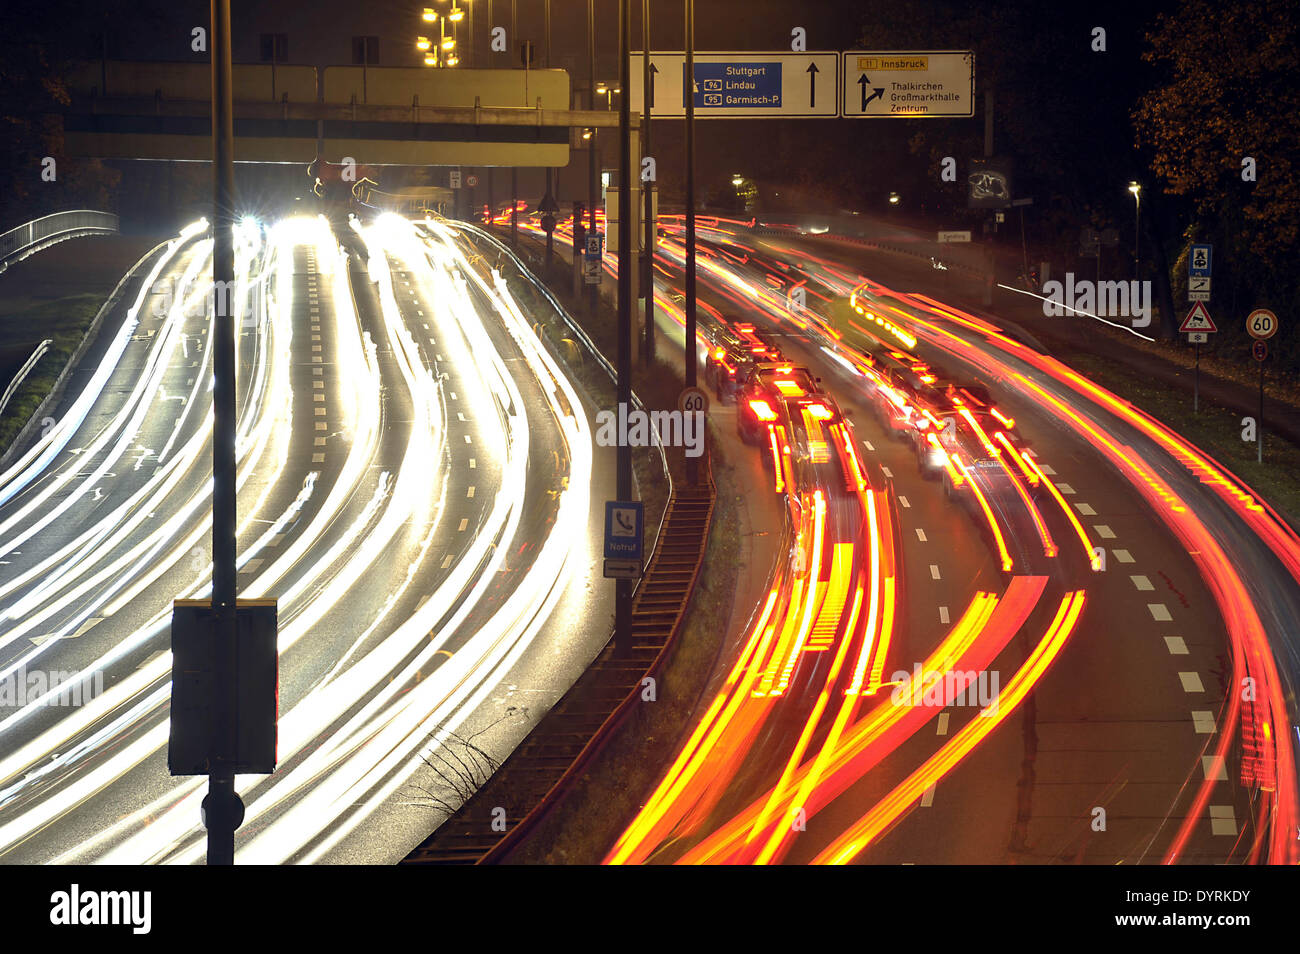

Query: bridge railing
[0,210,120,275]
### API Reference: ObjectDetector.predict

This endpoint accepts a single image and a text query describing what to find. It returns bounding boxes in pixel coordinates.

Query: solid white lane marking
[1149,603,1172,621]
[1163,636,1188,655]
[1131,574,1153,591]
[1178,671,1204,692]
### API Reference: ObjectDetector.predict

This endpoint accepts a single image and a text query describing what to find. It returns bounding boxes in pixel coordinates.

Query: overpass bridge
[62,61,628,167]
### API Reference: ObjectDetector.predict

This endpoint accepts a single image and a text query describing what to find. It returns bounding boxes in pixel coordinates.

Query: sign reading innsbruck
[842,51,974,118]
[629,52,840,118]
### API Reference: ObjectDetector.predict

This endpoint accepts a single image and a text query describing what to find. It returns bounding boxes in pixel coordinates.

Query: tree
[1134,0,1300,362]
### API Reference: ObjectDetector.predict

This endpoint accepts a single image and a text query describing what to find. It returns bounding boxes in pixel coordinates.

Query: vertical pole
[1135,195,1141,281]
[1258,360,1264,464]
[1194,342,1200,413]
[642,0,655,364]
[588,0,599,317]
[208,0,241,866]
[616,0,634,658]
[684,0,698,486]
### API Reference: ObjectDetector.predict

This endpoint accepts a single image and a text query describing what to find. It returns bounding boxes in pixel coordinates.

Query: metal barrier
[0,210,119,275]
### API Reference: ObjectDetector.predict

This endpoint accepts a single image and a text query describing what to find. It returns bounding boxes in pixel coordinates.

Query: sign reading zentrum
[842,51,974,117]
[629,52,840,118]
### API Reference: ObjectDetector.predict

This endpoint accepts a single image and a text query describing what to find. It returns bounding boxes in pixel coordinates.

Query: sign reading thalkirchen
[842,51,973,117]
[629,52,840,118]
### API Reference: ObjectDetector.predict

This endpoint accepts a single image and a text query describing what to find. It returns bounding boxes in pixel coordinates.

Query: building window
[259,34,288,63]
[352,36,379,65]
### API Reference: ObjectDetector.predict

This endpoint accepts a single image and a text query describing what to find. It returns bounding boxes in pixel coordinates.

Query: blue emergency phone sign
[604,501,643,561]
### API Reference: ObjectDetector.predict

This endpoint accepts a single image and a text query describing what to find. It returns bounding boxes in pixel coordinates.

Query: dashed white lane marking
[1113,549,1134,563]
[441,554,454,569]
[898,495,910,508]
[920,785,936,808]
[929,564,942,580]
[451,392,457,399]
[314,407,326,416]
[312,367,322,375]
[1056,483,1075,495]
[313,393,325,402]
[1163,636,1188,655]
[939,606,950,624]
[863,440,875,451]
[881,465,893,478]
[1131,574,1153,591]
[469,458,476,469]
[467,486,475,499]
[457,412,466,421]
[1209,805,1237,836]
[1148,603,1172,621]
[313,380,324,389]
[315,422,327,430]
[312,453,324,463]
[936,712,950,736]
[915,528,927,541]
[1038,463,1056,475]
[464,435,473,444]
[1178,671,1204,692]
[436,353,444,361]
[1094,524,1115,539]
[1201,755,1228,781]
[314,436,326,446]
[1075,502,1096,515]
[1191,711,1216,734]
[457,518,468,532]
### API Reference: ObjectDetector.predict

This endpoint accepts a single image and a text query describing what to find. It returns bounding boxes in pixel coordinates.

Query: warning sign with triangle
[1179,302,1217,333]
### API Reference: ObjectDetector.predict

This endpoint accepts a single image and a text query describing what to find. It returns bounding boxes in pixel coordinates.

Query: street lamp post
[1129,180,1141,281]
[684,0,697,486]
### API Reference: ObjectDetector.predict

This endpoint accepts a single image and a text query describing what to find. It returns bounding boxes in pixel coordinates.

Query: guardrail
[0,340,53,419]
[0,210,119,276]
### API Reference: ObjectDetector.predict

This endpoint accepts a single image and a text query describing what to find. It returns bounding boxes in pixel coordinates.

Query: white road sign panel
[842,51,974,117]
[629,52,839,118]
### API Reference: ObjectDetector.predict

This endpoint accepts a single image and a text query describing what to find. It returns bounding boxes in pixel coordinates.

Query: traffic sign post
[629,52,840,118]
[1179,303,1217,413]
[604,501,644,580]
[842,51,974,117]
[1247,309,1279,463]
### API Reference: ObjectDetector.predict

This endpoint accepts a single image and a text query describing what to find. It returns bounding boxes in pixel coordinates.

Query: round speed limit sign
[678,386,709,415]
[1247,308,1278,340]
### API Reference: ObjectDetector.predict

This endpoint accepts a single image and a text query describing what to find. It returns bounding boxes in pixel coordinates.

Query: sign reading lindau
[629,52,839,118]
[843,51,974,117]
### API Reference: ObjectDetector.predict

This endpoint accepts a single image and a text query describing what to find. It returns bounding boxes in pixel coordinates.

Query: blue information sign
[686,62,783,109]
[1189,243,1212,279]
[604,501,643,561]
